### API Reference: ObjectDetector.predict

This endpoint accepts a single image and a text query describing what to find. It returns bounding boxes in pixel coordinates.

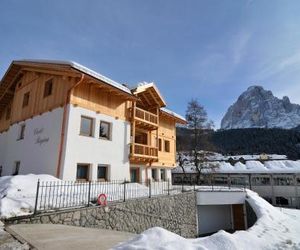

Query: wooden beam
[22,67,80,78]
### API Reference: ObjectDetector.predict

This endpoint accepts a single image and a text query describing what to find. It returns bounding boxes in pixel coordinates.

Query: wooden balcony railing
[130,143,158,159]
[132,107,158,127]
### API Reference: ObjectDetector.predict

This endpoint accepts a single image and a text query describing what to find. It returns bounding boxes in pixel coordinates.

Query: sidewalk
[6,224,135,250]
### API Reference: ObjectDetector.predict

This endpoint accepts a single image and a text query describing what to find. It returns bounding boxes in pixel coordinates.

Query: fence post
[148,179,151,198]
[167,179,170,195]
[123,179,126,202]
[87,181,91,207]
[34,179,40,215]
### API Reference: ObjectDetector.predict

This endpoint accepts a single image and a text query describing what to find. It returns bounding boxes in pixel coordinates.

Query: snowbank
[0,174,60,218]
[114,190,300,250]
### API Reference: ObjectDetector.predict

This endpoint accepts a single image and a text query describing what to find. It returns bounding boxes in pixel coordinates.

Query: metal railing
[130,143,158,159]
[34,179,178,214]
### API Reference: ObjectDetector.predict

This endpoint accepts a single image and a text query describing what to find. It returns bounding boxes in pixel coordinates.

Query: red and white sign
[97,194,107,206]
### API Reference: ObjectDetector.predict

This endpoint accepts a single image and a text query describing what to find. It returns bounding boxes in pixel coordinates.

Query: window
[22,92,30,108]
[80,116,94,137]
[43,78,53,98]
[99,121,111,140]
[251,177,270,186]
[76,164,90,181]
[13,161,20,176]
[18,124,26,140]
[130,168,139,183]
[160,169,166,181]
[273,177,294,186]
[158,139,162,151]
[97,165,108,181]
[152,169,157,181]
[6,105,11,120]
[164,140,170,152]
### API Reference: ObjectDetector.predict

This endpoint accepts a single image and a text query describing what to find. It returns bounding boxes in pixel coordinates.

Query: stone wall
[5,192,197,238]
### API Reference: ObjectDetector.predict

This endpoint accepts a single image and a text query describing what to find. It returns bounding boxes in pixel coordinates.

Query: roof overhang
[132,83,166,108]
[160,107,187,124]
[0,60,137,106]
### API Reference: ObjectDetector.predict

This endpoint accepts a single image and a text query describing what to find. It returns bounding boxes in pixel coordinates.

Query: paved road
[6,224,135,250]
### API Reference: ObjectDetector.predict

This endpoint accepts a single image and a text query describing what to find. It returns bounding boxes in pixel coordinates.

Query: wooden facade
[0,70,78,132]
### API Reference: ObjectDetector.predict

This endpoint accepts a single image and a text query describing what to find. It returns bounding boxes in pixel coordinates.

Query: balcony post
[131,101,136,157]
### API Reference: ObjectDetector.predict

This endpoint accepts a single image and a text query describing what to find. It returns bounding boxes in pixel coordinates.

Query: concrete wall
[61,105,131,181]
[0,108,63,176]
[6,192,198,238]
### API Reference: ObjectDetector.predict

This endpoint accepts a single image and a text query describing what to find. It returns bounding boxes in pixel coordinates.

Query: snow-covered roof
[161,107,186,123]
[14,59,132,95]
[173,160,300,174]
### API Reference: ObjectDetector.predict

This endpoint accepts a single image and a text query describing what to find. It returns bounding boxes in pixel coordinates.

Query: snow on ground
[114,190,300,250]
[0,174,60,218]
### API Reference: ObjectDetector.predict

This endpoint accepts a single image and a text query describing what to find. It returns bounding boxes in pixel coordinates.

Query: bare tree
[185,99,218,184]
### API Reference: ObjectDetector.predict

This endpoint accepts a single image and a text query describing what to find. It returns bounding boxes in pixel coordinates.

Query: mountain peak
[221,86,300,129]
[247,85,264,91]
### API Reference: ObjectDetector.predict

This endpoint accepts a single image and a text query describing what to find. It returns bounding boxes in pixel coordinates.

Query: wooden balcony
[130,143,159,162]
[130,107,158,130]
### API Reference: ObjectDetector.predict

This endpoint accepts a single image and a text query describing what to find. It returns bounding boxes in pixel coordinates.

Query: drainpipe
[56,74,85,178]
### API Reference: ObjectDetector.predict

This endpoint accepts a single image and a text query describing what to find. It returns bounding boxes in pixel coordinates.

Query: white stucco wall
[61,105,131,181]
[0,108,64,176]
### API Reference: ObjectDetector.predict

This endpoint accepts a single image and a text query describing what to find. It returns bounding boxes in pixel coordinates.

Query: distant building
[0,60,186,182]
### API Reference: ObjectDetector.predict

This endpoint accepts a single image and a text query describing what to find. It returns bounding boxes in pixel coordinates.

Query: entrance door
[232,204,245,230]
[130,168,139,183]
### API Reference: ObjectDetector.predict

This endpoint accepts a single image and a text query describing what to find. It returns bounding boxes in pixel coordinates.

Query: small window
[80,116,94,137]
[97,165,108,181]
[13,161,20,176]
[160,169,166,181]
[99,121,111,140]
[18,124,26,140]
[152,169,157,181]
[22,92,30,108]
[6,105,11,120]
[76,164,90,181]
[158,139,162,151]
[164,140,170,152]
[44,79,53,98]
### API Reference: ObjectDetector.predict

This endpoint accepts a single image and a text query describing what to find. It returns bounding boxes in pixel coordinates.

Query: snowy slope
[114,190,300,250]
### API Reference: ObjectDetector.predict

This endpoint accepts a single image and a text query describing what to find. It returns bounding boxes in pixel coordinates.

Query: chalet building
[0,60,186,182]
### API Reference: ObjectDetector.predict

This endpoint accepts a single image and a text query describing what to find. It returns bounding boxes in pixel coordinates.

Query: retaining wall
[5,192,198,238]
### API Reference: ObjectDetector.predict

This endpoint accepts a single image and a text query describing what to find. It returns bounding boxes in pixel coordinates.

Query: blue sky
[1,0,300,127]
